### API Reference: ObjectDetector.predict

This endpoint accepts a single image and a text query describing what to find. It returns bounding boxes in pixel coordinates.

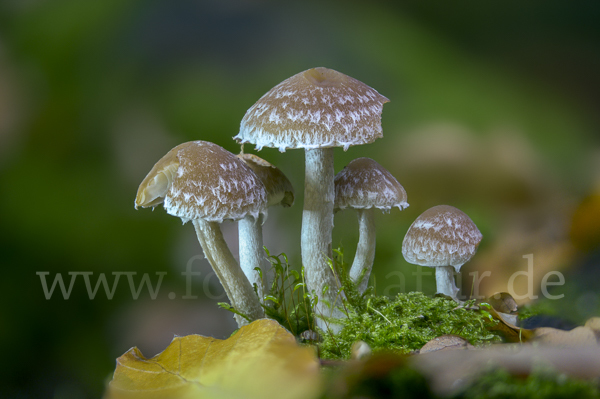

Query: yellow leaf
[105,319,322,399]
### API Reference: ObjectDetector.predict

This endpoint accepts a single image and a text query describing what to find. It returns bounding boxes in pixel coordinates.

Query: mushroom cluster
[134,66,483,329]
[235,67,390,328]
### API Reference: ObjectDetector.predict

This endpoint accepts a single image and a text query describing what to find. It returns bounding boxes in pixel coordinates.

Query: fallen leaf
[419,335,474,354]
[105,319,322,399]
[585,317,600,337]
[486,307,534,342]
[498,311,518,326]
[586,317,600,344]
[533,326,598,347]
[487,292,518,314]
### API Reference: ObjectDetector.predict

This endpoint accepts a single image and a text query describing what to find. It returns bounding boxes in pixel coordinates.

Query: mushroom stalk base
[193,219,265,326]
[349,209,376,294]
[238,214,267,301]
[435,266,459,299]
[301,148,344,331]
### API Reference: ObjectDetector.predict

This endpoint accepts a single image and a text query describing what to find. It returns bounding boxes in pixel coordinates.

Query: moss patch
[319,291,501,359]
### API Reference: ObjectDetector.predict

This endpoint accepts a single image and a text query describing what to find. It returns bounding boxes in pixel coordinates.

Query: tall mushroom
[335,158,408,293]
[135,141,266,326]
[402,205,482,300]
[234,67,389,328]
[237,153,294,301]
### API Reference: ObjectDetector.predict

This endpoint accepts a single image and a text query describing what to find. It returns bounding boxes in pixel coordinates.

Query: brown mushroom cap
[234,67,389,152]
[135,145,180,209]
[136,141,267,223]
[402,205,482,271]
[335,158,408,211]
[237,153,295,208]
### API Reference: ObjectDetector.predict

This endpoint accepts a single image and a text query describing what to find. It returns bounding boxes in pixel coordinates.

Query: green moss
[260,249,316,336]
[218,249,317,336]
[226,247,501,356]
[315,248,501,359]
[319,291,501,359]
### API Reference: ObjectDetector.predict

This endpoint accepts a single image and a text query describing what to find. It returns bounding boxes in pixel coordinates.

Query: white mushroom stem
[238,214,267,301]
[435,266,459,299]
[349,208,376,294]
[301,148,344,330]
[192,219,265,326]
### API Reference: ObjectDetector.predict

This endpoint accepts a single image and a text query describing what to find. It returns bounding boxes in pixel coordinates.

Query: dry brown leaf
[105,319,322,399]
[585,317,600,337]
[497,311,518,326]
[420,335,474,354]
[486,306,534,342]
[533,326,599,347]
[487,292,518,314]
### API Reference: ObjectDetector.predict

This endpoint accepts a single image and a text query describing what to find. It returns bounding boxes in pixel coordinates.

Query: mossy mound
[320,291,501,359]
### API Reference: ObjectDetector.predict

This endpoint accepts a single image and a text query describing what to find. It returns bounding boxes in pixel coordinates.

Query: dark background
[1,1,599,397]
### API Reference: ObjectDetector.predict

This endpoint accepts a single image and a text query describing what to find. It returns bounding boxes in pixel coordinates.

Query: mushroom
[135,141,266,326]
[234,67,389,328]
[335,158,408,293]
[237,152,295,301]
[402,205,483,300]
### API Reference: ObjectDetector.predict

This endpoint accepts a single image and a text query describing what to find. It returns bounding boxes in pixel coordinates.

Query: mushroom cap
[334,157,408,212]
[237,153,295,208]
[135,141,268,223]
[234,67,389,152]
[402,205,483,271]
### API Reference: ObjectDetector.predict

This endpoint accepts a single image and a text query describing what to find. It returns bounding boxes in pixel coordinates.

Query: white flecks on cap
[234,67,389,152]
[335,157,408,211]
[237,153,295,208]
[137,141,268,223]
[402,205,482,271]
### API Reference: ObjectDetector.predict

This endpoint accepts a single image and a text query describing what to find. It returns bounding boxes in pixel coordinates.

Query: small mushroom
[136,141,267,326]
[335,158,408,293]
[402,205,482,300]
[237,153,294,301]
[235,67,389,328]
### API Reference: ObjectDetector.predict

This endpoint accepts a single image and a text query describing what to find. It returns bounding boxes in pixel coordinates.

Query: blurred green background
[1,0,600,397]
